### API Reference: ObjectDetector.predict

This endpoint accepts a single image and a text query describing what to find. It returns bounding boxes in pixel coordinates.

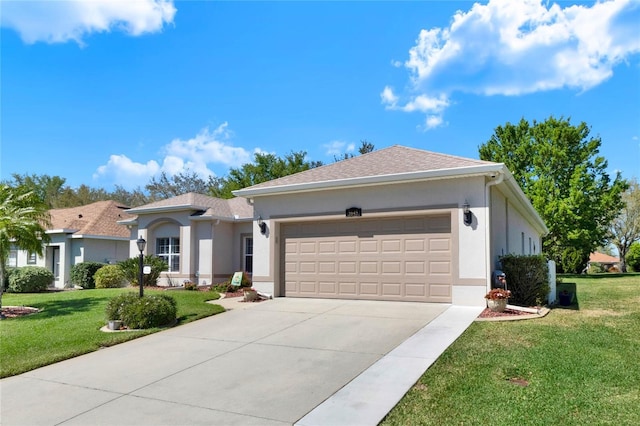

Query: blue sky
[1,0,639,191]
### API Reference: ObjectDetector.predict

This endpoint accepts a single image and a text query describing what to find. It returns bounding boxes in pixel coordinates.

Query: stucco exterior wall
[251,177,490,300]
[490,186,543,274]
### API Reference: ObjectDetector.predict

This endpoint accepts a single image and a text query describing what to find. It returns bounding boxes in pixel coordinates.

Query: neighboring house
[10,201,133,288]
[120,193,254,287]
[587,252,620,272]
[233,145,548,307]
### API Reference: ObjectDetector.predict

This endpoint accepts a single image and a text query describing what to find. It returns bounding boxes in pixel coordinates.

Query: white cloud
[93,123,253,189]
[323,140,355,156]
[386,0,640,128]
[425,115,444,130]
[0,0,176,45]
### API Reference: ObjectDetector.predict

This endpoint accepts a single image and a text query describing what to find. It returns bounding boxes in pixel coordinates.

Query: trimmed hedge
[105,292,177,329]
[70,262,105,289]
[499,254,549,306]
[2,267,15,291]
[7,266,54,293]
[94,265,126,288]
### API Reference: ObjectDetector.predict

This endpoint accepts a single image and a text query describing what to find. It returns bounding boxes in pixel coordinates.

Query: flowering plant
[484,288,512,300]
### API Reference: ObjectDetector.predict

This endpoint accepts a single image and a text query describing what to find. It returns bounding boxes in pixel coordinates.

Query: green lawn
[0,288,224,378]
[382,274,640,426]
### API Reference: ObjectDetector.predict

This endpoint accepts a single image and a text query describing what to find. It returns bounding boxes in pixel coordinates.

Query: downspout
[485,171,504,293]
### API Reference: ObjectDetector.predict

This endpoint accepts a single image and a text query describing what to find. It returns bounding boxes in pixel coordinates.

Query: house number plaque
[345,207,362,217]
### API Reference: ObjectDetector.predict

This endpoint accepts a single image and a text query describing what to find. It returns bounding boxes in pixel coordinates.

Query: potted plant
[485,288,512,312]
[558,289,572,306]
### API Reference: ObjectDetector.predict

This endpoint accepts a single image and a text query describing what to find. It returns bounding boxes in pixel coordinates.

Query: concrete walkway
[0,298,482,426]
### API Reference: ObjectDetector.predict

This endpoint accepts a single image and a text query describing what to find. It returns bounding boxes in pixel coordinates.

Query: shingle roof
[126,193,253,220]
[589,252,620,263]
[238,145,495,191]
[49,200,133,238]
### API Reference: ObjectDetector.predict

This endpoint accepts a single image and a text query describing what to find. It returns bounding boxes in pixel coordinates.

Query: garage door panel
[318,262,336,273]
[360,261,378,274]
[338,241,357,253]
[405,283,427,296]
[339,261,357,273]
[360,282,379,295]
[318,282,336,294]
[381,240,401,252]
[318,241,337,253]
[283,215,452,302]
[339,282,357,294]
[405,261,426,274]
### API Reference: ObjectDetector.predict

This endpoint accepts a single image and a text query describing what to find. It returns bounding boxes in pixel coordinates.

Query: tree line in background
[3,117,640,274]
[2,140,376,209]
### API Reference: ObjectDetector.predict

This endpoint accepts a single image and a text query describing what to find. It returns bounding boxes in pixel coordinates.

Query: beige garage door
[282,215,452,302]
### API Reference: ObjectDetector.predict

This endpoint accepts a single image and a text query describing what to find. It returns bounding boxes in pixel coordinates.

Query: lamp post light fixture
[136,236,146,298]
[463,202,473,226]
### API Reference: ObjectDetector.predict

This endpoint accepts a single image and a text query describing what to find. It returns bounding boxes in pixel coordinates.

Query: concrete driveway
[0,297,482,426]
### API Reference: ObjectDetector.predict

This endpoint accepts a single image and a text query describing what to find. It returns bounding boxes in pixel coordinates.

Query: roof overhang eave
[125,205,210,214]
[233,164,504,198]
[500,168,549,235]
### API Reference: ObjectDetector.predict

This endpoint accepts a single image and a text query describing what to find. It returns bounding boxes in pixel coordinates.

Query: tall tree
[7,174,67,208]
[145,170,216,200]
[479,116,627,273]
[609,179,640,272]
[0,184,51,315]
[333,140,376,162]
[210,151,322,199]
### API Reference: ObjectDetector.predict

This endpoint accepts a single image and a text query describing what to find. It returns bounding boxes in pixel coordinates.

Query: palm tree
[0,184,51,317]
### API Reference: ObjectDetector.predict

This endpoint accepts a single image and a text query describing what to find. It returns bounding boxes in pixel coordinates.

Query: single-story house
[122,145,547,307]
[233,145,548,306]
[587,252,620,272]
[9,200,132,288]
[119,194,254,287]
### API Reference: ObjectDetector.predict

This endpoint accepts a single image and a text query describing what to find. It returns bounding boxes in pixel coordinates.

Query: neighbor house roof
[48,200,133,238]
[589,252,620,264]
[125,193,253,220]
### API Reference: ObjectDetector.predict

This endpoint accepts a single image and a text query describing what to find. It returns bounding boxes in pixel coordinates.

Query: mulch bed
[1,306,40,319]
[477,307,535,319]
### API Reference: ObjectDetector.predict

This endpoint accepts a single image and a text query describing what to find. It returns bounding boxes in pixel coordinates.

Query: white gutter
[485,171,504,293]
[126,204,210,214]
[233,164,503,198]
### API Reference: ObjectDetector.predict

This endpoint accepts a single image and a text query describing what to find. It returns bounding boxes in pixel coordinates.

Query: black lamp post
[136,236,146,298]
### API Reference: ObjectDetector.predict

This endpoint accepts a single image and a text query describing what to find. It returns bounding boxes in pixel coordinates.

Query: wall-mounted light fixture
[463,202,472,226]
[257,216,267,235]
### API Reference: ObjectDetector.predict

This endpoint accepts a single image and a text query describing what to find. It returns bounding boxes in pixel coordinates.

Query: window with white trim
[27,252,37,265]
[243,236,253,274]
[157,237,180,272]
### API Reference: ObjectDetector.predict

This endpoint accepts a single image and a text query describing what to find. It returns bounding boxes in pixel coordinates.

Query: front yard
[0,288,224,378]
[382,274,640,425]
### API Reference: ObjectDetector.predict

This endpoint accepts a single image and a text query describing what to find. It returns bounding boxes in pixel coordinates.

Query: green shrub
[499,254,549,306]
[7,266,54,293]
[118,255,168,287]
[94,265,126,288]
[2,267,15,291]
[588,262,605,274]
[627,243,640,272]
[70,262,105,289]
[210,273,252,293]
[105,292,177,329]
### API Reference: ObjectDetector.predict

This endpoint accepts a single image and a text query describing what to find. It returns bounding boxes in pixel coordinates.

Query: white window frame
[242,236,253,274]
[157,237,180,272]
